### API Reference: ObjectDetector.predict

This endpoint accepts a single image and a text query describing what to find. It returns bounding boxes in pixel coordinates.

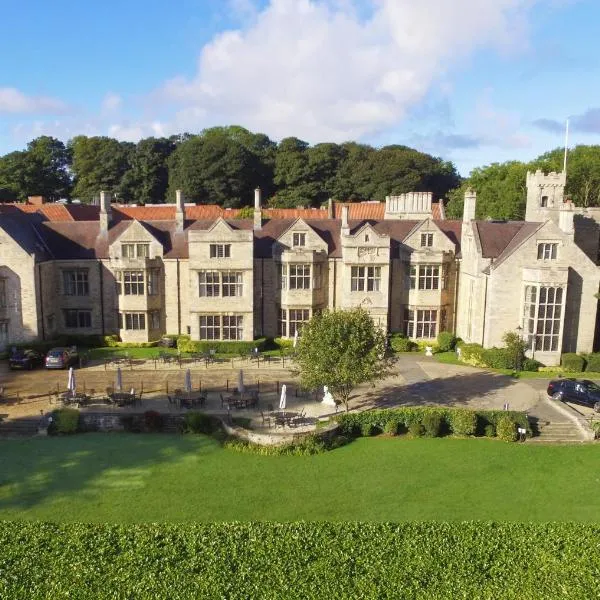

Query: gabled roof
[475,221,529,258]
[0,212,54,259]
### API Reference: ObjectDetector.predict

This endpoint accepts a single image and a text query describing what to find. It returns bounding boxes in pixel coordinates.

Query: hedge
[0,522,598,599]
[177,336,268,354]
[585,353,600,373]
[389,333,417,352]
[336,408,531,440]
[561,353,586,372]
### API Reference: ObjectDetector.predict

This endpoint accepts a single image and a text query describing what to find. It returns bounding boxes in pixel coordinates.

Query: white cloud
[102,93,122,112]
[155,0,541,142]
[0,87,67,114]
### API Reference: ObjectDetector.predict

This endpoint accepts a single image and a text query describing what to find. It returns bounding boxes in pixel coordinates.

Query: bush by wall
[389,333,417,352]
[437,331,457,352]
[1,522,598,599]
[561,353,586,372]
[459,343,487,367]
[336,408,530,441]
[585,353,600,373]
[177,337,267,355]
[50,408,80,435]
[522,358,543,372]
[182,411,221,435]
[496,416,518,442]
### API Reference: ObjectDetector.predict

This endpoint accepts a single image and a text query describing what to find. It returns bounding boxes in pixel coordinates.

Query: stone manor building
[0,171,599,365]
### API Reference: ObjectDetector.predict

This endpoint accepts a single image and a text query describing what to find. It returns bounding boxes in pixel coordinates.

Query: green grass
[87,346,175,360]
[1,434,600,522]
[432,350,463,364]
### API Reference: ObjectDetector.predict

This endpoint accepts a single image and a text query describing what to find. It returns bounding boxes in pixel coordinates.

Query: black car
[8,348,44,370]
[547,379,600,412]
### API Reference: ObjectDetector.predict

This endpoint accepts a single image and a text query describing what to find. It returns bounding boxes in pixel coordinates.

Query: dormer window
[293,232,306,247]
[421,233,433,247]
[540,195,548,207]
[365,234,370,242]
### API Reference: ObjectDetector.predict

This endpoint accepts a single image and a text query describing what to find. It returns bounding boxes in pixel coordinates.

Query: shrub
[416,340,439,354]
[52,408,80,435]
[408,421,424,438]
[522,358,542,372]
[482,347,513,370]
[437,331,457,352]
[421,412,442,437]
[183,411,220,435]
[585,353,600,373]
[383,419,400,436]
[361,422,380,437]
[177,337,267,355]
[459,343,487,367]
[389,333,416,352]
[561,353,586,372]
[144,411,164,433]
[496,416,517,442]
[591,421,600,439]
[449,410,477,436]
[484,424,496,438]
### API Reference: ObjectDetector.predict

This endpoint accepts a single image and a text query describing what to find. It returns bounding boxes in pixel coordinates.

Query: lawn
[1,434,600,522]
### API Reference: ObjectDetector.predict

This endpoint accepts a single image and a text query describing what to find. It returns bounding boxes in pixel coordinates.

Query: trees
[70,136,134,202]
[0,137,70,201]
[294,308,388,412]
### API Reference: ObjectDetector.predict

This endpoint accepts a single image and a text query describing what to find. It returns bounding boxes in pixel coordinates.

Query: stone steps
[528,422,585,443]
[0,418,42,438]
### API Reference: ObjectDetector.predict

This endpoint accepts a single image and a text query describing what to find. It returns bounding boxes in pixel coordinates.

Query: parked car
[8,348,44,370]
[547,378,600,412]
[45,346,79,369]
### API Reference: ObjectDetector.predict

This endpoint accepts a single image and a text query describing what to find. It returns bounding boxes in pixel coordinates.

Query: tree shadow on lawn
[0,430,217,512]
[352,371,520,411]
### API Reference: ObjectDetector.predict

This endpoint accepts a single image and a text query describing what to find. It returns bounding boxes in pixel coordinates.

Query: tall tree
[272,137,311,207]
[295,308,389,412]
[0,151,29,201]
[124,137,175,204]
[69,136,134,202]
[167,131,258,206]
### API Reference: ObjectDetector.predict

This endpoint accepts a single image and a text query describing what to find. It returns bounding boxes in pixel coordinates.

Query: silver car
[45,346,78,369]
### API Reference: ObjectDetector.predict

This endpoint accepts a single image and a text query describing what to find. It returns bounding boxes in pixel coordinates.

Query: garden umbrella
[115,367,122,392]
[279,384,287,411]
[238,370,245,394]
[184,369,192,393]
[67,367,76,397]
[322,386,336,406]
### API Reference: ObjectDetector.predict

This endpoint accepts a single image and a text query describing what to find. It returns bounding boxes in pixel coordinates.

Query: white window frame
[293,232,306,247]
[418,265,440,290]
[351,266,381,292]
[420,233,433,247]
[289,264,311,290]
[199,314,244,340]
[537,242,558,260]
[523,285,563,352]
[120,312,146,330]
[209,244,231,259]
[123,271,145,295]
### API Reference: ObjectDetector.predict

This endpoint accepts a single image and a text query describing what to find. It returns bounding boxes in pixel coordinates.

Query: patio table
[270,411,299,427]
[175,392,206,409]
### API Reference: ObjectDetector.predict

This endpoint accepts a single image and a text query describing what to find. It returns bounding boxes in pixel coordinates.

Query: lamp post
[515,325,523,372]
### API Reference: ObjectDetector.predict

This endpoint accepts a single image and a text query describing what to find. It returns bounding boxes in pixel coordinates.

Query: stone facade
[1,173,600,366]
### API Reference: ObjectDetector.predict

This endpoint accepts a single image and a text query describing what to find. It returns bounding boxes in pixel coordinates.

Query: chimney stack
[327,198,334,219]
[341,205,349,235]
[558,202,574,235]
[175,189,185,232]
[463,188,476,223]
[254,187,262,230]
[99,190,112,233]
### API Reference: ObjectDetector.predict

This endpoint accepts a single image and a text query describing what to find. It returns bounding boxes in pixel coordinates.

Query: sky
[1,0,599,175]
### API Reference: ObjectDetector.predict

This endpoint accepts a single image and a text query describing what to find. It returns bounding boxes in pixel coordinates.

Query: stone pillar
[341,205,349,236]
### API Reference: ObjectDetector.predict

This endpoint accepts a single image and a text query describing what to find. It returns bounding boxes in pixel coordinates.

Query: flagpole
[563,118,569,174]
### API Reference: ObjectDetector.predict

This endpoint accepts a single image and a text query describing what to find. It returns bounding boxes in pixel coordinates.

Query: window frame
[420,233,434,247]
[120,312,146,330]
[537,242,558,260]
[199,314,244,340]
[292,232,306,247]
[63,309,92,329]
[523,285,563,352]
[417,265,440,290]
[62,269,89,297]
[209,244,231,259]
[123,270,145,295]
[350,266,381,292]
[289,264,311,290]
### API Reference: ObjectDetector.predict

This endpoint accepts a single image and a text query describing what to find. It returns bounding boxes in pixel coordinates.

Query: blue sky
[1,0,599,175]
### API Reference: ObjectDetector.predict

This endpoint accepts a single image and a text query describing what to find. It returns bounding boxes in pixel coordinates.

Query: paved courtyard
[0,353,546,428]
